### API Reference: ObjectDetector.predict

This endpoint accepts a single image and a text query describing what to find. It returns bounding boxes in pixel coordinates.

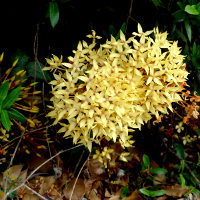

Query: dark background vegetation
[1,0,200,198]
[0,0,163,61]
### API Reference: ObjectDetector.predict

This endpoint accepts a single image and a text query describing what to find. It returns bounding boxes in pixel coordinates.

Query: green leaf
[197,2,200,12]
[184,20,192,42]
[178,174,186,186]
[152,0,162,7]
[121,185,129,198]
[175,28,187,43]
[8,108,26,124]
[139,188,165,197]
[0,80,9,101]
[1,109,11,131]
[192,188,200,196]
[185,5,199,15]
[177,2,185,10]
[10,49,30,67]
[172,10,186,22]
[115,22,126,40]
[181,160,185,173]
[142,154,150,169]
[192,42,197,56]
[2,86,21,109]
[0,80,9,111]
[176,144,185,159]
[49,2,60,28]
[149,168,168,175]
[27,61,51,81]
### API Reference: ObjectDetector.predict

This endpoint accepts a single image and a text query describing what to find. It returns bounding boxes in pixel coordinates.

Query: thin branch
[3,129,26,200]
[73,149,85,177]
[69,154,90,200]
[2,125,53,149]
[5,144,84,199]
[125,0,134,33]
[24,184,47,200]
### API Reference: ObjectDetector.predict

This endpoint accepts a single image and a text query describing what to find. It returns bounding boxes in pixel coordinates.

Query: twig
[5,144,84,199]
[2,125,53,150]
[3,129,26,200]
[24,184,47,200]
[33,23,39,86]
[69,154,90,200]
[73,149,85,177]
[125,0,134,33]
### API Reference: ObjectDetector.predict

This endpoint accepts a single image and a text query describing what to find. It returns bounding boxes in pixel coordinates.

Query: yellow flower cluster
[44,24,189,151]
[93,147,114,168]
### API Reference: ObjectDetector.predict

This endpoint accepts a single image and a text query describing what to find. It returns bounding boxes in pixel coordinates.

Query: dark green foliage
[49,2,60,28]
[139,188,166,197]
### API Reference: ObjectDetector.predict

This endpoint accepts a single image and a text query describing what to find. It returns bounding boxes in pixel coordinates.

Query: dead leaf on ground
[123,190,143,200]
[162,184,189,197]
[157,195,168,200]
[3,164,23,181]
[39,176,56,195]
[63,178,85,200]
[88,159,105,178]
[88,189,101,200]
[22,193,40,200]
[85,179,101,198]
[26,154,53,173]
[17,168,28,196]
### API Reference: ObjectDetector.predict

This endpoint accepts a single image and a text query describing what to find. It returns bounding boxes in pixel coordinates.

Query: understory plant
[0,53,42,156]
[44,24,189,152]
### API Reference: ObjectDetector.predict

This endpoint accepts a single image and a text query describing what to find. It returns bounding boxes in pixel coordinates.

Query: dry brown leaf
[150,160,166,185]
[3,164,23,181]
[16,168,28,196]
[123,190,143,200]
[108,194,121,200]
[56,173,69,189]
[156,195,168,200]
[163,184,189,197]
[88,189,101,200]
[26,154,53,173]
[39,176,56,195]
[153,174,166,185]
[22,193,40,200]
[84,179,101,198]
[120,174,129,186]
[88,159,105,178]
[63,178,85,200]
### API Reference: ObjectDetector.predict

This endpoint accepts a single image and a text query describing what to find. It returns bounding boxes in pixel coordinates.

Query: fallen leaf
[3,164,23,181]
[84,179,101,198]
[26,154,53,173]
[63,178,85,200]
[88,159,105,178]
[123,190,143,200]
[17,168,28,196]
[88,189,101,200]
[150,160,166,185]
[162,184,189,197]
[22,193,40,200]
[108,194,121,200]
[39,176,56,195]
[156,195,168,200]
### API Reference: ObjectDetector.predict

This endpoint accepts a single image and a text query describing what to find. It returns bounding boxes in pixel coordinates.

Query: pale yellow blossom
[44,25,189,152]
